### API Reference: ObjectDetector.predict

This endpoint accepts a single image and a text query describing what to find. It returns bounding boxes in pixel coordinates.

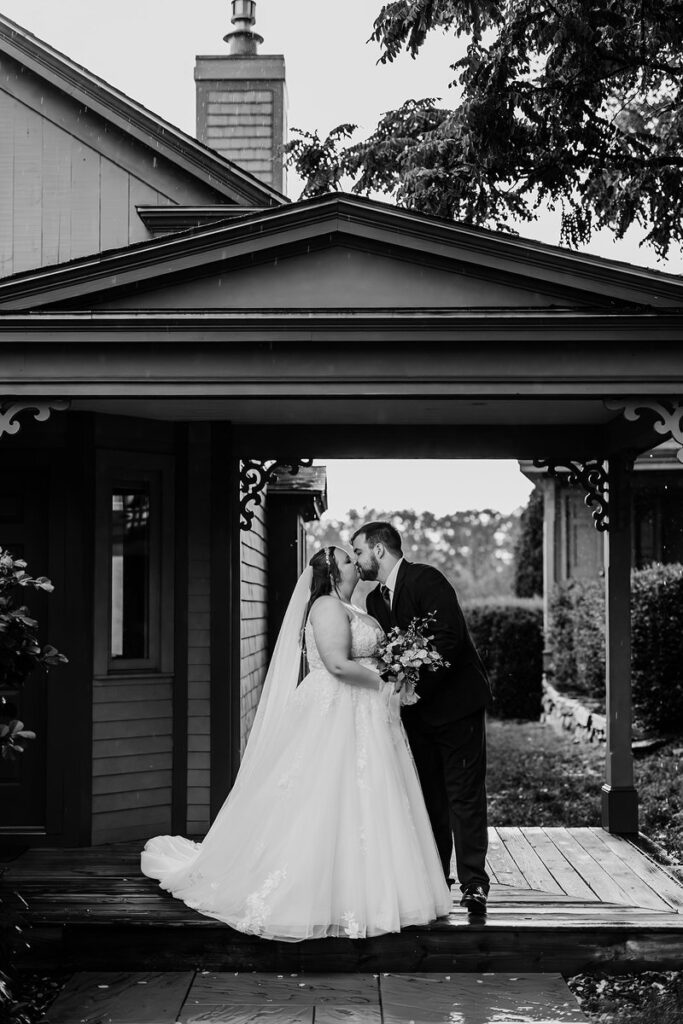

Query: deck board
[496,827,564,895]
[572,828,677,911]
[522,828,597,900]
[588,827,683,912]
[542,827,641,906]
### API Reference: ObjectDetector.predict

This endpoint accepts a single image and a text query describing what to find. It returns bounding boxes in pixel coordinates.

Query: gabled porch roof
[0,193,682,310]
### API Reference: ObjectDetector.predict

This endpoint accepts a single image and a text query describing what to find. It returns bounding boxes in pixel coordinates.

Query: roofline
[0,194,683,309]
[0,12,288,208]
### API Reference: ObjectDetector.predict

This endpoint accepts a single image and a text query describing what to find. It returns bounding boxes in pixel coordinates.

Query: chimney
[195,1,287,193]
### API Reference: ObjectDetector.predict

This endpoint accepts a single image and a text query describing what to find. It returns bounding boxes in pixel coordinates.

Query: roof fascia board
[0,14,286,208]
[1,196,683,309]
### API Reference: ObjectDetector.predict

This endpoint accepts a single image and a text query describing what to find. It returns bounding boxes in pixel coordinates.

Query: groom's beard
[358,555,380,581]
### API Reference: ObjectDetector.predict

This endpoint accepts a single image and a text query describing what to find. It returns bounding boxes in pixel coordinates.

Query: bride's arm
[309,597,381,691]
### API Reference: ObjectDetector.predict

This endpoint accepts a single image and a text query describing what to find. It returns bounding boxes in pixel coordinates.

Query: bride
[141,546,451,941]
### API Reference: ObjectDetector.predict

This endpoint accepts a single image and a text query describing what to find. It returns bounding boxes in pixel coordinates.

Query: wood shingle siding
[240,502,268,756]
[186,426,212,834]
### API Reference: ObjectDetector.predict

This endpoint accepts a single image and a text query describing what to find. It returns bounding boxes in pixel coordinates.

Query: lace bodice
[304,603,384,671]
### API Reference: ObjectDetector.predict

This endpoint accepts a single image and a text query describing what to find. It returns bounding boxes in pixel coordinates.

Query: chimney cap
[224,0,263,55]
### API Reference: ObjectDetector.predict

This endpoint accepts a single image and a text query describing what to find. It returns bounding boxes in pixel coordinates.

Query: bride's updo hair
[305,546,341,622]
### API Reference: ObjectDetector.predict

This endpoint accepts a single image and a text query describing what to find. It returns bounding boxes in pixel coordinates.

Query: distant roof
[269,466,328,520]
[0,12,288,209]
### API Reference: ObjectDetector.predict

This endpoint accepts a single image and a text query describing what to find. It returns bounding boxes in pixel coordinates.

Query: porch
[4,826,683,975]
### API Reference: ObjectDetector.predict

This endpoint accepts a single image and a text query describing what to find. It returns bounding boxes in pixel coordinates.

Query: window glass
[111,488,150,660]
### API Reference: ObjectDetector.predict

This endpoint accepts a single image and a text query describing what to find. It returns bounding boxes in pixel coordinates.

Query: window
[111,488,151,660]
[95,453,173,676]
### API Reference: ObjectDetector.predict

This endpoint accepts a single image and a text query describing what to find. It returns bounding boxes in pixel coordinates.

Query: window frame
[94,451,174,677]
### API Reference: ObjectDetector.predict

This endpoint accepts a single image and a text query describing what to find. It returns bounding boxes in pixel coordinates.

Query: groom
[352,521,492,915]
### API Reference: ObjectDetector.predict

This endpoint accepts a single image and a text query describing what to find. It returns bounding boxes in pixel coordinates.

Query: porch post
[209,425,242,817]
[541,476,557,672]
[602,453,638,834]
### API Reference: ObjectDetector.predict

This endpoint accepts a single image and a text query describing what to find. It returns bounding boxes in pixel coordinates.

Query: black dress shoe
[460,885,488,915]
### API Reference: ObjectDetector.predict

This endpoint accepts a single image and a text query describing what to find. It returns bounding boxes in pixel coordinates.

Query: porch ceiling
[65,396,660,459]
[71,396,615,426]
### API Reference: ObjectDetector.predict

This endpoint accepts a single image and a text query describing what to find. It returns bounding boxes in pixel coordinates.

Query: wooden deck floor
[3,827,683,974]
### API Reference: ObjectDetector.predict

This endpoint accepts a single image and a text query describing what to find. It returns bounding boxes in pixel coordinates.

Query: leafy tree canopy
[286,1,683,256]
[306,507,521,602]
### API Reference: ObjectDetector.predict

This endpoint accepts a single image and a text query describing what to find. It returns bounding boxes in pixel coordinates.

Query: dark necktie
[380,584,392,612]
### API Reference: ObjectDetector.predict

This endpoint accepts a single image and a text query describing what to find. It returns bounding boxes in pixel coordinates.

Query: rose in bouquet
[377,614,449,706]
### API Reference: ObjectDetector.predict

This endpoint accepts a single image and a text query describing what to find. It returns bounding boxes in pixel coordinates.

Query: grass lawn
[486,717,683,865]
[487,716,683,1024]
[487,718,603,827]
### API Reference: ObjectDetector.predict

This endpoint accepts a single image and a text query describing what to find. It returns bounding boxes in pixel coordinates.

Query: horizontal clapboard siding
[241,502,268,756]
[91,677,173,845]
[187,428,211,834]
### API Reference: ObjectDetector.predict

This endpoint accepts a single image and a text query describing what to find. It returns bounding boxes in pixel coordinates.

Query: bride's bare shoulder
[309,596,352,624]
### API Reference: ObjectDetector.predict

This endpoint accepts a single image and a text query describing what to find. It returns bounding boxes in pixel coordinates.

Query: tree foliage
[306,507,520,601]
[286,1,683,256]
[513,486,544,597]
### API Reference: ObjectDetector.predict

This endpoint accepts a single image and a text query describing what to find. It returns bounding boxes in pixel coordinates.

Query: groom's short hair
[352,521,402,555]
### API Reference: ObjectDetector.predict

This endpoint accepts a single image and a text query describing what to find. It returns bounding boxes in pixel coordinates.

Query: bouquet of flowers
[377,614,449,706]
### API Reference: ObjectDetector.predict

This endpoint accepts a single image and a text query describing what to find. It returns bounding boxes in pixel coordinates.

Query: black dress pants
[402,707,489,893]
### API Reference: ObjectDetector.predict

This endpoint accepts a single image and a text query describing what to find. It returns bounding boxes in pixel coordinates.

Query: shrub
[631,563,683,733]
[513,486,544,598]
[547,578,605,701]
[547,564,683,733]
[0,547,67,761]
[465,598,543,720]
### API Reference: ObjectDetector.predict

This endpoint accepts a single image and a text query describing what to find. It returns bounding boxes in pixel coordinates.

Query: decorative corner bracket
[240,458,314,530]
[533,458,610,532]
[0,399,70,439]
[605,398,683,464]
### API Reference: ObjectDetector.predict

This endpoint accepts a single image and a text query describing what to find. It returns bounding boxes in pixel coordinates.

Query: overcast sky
[1,1,674,515]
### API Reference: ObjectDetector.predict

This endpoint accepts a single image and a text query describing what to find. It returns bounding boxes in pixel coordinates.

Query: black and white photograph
[1,2,683,1021]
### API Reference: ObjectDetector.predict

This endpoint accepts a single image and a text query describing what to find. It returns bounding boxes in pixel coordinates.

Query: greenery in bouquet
[377,614,449,704]
[0,547,67,760]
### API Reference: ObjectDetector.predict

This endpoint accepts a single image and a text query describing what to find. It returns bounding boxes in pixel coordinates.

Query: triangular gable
[0,13,286,278]
[1,194,682,312]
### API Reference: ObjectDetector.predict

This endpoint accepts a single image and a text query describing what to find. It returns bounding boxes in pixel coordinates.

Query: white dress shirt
[382,557,404,607]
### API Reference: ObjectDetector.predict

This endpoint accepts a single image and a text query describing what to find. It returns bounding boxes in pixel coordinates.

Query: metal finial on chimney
[224,0,263,55]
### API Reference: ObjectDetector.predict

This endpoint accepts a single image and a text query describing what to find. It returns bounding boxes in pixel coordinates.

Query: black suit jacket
[366,560,492,727]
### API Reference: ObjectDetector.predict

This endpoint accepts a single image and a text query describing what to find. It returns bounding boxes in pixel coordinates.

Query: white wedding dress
[141,603,451,941]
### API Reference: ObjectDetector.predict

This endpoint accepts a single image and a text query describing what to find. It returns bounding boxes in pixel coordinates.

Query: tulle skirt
[141,668,451,941]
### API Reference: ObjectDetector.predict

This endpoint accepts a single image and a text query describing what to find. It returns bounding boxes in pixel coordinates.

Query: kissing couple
[142,521,492,940]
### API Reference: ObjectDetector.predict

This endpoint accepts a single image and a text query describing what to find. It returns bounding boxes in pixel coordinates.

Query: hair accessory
[324,547,332,569]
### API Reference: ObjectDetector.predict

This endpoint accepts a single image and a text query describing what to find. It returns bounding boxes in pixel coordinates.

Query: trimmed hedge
[465,598,543,720]
[547,563,683,733]
[547,578,605,701]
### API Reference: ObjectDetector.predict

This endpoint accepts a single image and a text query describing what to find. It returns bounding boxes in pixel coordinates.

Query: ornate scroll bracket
[605,398,683,464]
[0,399,70,439]
[240,458,314,530]
[533,458,610,532]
